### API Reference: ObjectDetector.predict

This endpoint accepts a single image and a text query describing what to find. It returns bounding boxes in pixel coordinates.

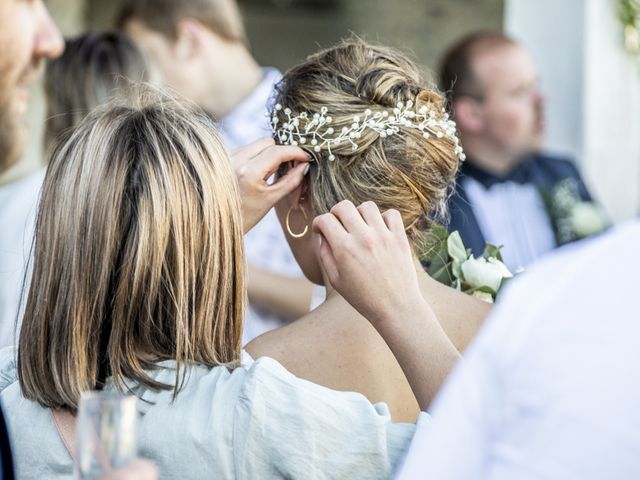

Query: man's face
[0,0,63,173]
[125,19,208,107]
[473,44,545,159]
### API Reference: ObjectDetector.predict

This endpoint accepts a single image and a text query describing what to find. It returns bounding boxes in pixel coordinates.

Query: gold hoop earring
[285,204,309,238]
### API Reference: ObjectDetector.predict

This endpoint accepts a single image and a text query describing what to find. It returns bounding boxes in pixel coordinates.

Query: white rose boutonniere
[569,202,609,238]
[421,225,514,303]
[542,178,609,245]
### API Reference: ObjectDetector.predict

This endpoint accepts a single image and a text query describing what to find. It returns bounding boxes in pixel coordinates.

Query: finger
[254,145,311,179]
[312,213,349,250]
[317,234,339,284]
[231,137,275,160]
[101,460,159,480]
[381,209,407,234]
[265,161,308,204]
[356,201,387,229]
[330,200,369,236]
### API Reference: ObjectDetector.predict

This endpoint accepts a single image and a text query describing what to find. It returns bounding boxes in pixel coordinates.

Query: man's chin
[0,105,25,175]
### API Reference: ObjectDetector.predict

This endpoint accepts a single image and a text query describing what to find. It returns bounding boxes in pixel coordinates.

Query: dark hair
[114,0,247,44]
[438,31,516,109]
[44,31,149,148]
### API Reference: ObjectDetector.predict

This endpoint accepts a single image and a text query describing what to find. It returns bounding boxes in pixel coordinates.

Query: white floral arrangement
[421,225,513,303]
[542,178,609,245]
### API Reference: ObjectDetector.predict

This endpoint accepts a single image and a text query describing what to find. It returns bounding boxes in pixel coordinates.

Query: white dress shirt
[464,177,557,272]
[397,220,640,479]
[217,68,306,343]
[0,169,44,348]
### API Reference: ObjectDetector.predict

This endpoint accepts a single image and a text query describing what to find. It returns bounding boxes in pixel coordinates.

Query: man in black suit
[439,32,596,271]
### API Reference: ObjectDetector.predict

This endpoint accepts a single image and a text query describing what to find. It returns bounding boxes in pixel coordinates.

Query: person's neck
[460,138,520,177]
[206,47,263,118]
[321,257,437,305]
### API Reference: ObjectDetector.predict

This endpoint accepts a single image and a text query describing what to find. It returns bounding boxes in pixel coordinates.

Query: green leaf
[430,262,455,286]
[465,285,497,295]
[426,248,449,276]
[482,243,504,261]
[451,258,463,280]
[447,231,468,264]
[419,223,449,262]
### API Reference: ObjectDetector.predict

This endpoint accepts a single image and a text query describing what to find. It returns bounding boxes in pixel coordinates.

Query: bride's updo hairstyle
[271,40,461,249]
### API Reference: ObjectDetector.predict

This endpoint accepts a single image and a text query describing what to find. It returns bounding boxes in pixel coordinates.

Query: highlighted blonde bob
[18,88,245,411]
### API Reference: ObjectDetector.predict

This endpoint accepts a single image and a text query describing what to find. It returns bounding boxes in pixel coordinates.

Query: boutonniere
[542,178,609,245]
[420,224,513,303]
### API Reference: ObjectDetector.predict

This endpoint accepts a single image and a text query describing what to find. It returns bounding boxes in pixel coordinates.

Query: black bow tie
[460,158,533,190]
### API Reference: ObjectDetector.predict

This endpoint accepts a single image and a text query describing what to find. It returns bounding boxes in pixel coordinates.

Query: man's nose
[33,0,64,60]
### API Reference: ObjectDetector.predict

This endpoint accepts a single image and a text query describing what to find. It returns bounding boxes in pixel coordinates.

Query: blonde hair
[18,88,245,411]
[272,40,460,249]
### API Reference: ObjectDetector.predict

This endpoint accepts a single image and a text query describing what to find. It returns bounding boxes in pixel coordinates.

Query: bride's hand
[232,138,311,233]
[312,200,424,329]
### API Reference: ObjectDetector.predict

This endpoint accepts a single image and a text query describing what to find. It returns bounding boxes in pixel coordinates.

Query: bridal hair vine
[269,100,466,162]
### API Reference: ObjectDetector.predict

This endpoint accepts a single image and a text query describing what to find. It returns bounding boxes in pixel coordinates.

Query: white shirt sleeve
[233,357,422,479]
[394,309,508,480]
[396,222,640,480]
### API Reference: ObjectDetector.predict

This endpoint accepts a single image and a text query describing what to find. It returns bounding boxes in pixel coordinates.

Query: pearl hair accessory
[269,100,466,162]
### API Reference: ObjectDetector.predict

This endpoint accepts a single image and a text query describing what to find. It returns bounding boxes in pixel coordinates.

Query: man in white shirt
[0,0,63,348]
[397,221,640,479]
[117,0,313,342]
[313,200,640,480]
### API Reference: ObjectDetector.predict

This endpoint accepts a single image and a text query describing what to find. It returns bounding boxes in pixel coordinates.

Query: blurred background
[2,0,639,223]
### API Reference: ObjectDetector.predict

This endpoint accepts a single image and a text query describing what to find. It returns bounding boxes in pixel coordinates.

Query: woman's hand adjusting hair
[231,138,311,233]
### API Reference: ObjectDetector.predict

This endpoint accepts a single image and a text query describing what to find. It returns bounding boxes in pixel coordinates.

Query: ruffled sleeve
[233,356,424,480]
[0,347,18,392]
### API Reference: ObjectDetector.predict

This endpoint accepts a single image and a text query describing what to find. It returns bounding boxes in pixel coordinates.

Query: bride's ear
[289,176,310,208]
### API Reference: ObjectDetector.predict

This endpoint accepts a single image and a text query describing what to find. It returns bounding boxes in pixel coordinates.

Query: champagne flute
[75,391,138,480]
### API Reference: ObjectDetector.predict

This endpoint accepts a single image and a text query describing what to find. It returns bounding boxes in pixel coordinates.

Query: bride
[247,39,492,421]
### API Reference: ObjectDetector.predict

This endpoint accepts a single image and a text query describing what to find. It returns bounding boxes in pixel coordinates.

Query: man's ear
[174,18,207,60]
[453,97,485,134]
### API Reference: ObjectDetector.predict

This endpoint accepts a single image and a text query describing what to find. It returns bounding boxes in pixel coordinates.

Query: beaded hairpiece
[269,99,466,162]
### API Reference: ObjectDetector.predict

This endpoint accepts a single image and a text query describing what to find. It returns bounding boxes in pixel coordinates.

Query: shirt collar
[460,155,535,189]
[219,67,281,132]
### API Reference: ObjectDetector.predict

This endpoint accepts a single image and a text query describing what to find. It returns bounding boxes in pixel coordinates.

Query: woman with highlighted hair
[0,87,453,479]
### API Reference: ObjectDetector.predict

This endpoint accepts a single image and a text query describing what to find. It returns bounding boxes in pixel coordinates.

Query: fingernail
[303,164,310,175]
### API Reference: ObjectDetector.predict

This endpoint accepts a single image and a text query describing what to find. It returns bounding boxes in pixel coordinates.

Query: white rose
[461,256,513,292]
[569,202,607,238]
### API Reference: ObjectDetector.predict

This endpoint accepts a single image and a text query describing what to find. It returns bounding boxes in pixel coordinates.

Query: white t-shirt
[0,169,44,348]
[218,68,306,343]
[397,220,640,479]
[464,177,557,272]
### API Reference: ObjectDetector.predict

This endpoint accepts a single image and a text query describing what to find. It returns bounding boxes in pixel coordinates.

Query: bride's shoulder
[245,301,420,422]
[246,300,381,363]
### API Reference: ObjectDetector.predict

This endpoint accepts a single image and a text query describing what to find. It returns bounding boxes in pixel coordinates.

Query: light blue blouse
[0,348,425,479]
